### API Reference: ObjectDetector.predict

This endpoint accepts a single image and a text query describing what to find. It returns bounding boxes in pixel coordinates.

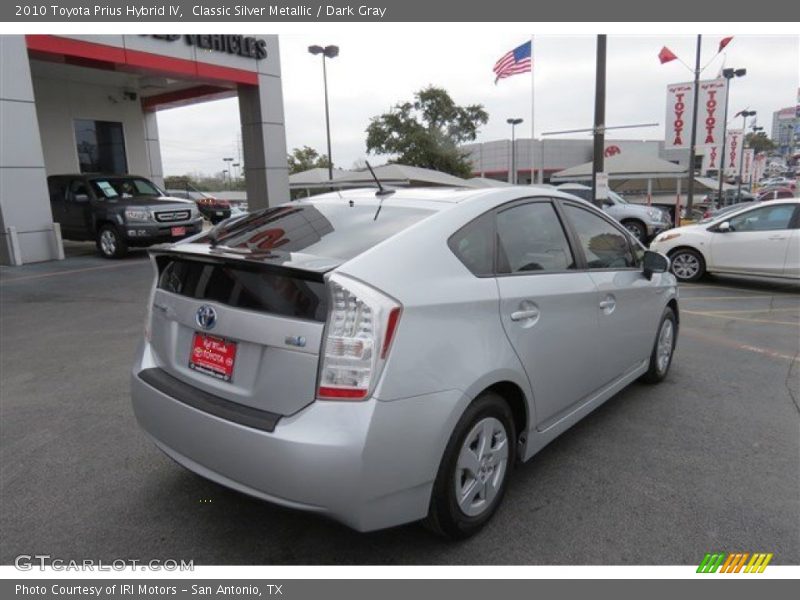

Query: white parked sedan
[650,199,800,282]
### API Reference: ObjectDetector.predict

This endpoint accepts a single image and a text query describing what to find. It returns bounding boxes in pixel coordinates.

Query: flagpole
[530,34,536,185]
[686,34,702,211]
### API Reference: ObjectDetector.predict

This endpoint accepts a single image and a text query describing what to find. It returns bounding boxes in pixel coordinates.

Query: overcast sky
[157,34,799,176]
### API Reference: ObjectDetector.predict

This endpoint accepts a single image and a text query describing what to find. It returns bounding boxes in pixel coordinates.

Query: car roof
[557,183,591,190]
[307,185,564,206]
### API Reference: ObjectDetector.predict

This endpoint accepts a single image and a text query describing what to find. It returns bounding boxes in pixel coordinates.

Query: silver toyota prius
[131,186,679,538]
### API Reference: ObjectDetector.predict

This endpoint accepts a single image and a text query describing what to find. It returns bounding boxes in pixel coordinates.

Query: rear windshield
[157,257,328,322]
[202,203,435,261]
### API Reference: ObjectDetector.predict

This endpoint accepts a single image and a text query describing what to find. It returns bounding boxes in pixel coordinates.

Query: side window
[727,204,796,232]
[448,212,494,276]
[631,242,646,266]
[496,202,575,274]
[68,179,89,200]
[563,204,636,269]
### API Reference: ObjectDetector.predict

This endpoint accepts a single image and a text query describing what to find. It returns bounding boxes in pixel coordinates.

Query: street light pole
[223,157,233,190]
[591,34,607,208]
[308,44,339,181]
[717,68,746,208]
[506,118,523,184]
[736,110,756,201]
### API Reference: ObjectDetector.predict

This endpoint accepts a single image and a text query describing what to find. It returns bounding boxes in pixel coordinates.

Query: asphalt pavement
[1,242,798,565]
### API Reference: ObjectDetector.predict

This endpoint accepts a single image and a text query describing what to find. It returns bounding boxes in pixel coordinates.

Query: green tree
[365,86,489,178]
[745,131,776,154]
[288,146,331,174]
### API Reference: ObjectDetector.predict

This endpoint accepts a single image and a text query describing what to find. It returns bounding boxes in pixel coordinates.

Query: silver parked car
[557,183,671,242]
[131,187,679,538]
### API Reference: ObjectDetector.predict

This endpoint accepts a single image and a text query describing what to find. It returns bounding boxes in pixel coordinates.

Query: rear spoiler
[148,244,342,283]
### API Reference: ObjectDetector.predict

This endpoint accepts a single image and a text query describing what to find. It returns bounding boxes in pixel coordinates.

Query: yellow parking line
[699,307,800,315]
[683,329,800,362]
[679,284,774,294]
[681,295,780,301]
[683,310,800,327]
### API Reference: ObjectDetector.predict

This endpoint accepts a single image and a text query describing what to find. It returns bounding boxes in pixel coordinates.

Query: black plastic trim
[138,368,282,433]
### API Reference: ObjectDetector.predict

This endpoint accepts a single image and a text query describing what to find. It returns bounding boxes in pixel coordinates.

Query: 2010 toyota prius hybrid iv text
[131,186,679,538]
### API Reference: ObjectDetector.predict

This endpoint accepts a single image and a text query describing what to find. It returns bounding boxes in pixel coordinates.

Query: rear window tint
[203,203,435,261]
[157,257,328,322]
[448,212,495,276]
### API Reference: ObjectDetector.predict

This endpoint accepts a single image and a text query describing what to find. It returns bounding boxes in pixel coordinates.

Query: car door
[560,202,665,385]
[47,177,68,230]
[64,178,93,238]
[782,206,800,278]
[494,199,603,429]
[709,203,796,276]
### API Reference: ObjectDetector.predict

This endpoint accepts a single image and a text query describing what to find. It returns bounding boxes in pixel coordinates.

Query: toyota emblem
[195,305,217,330]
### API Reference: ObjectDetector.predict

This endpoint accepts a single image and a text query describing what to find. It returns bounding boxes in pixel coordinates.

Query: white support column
[238,38,289,211]
[143,110,164,189]
[0,35,61,265]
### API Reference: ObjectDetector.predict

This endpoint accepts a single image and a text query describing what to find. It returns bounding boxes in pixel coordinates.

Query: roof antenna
[365,161,395,221]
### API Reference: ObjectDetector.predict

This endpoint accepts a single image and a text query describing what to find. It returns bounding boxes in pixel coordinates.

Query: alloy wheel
[671,252,700,280]
[454,417,509,517]
[100,229,117,256]
[656,319,674,375]
[624,222,645,241]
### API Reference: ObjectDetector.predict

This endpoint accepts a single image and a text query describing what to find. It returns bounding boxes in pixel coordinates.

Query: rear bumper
[131,342,463,532]
[646,222,669,238]
[198,206,231,222]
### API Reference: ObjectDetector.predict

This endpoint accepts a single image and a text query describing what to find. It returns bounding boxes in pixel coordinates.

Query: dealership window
[74,119,128,174]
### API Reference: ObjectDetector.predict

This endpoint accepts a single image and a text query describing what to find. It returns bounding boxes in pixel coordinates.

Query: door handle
[768,235,787,241]
[511,309,540,322]
[599,296,616,312]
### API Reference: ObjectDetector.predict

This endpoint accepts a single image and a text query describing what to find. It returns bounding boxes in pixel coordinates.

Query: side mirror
[72,193,89,203]
[717,221,732,232]
[643,250,669,280]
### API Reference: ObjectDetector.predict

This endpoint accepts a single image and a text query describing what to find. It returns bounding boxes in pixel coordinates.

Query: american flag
[493,41,532,83]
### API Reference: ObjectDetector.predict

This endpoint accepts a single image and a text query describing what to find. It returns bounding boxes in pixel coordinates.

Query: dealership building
[0,34,289,265]
[771,106,799,156]
[462,138,689,185]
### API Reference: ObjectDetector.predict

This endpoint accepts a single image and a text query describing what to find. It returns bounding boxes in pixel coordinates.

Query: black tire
[668,248,706,282]
[640,307,677,384]
[425,392,516,540]
[622,219,647,242]
[96,224,128,259]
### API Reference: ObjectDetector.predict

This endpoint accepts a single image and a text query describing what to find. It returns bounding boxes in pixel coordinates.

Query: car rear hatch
[144,199,437,417]
[147,246,333,417]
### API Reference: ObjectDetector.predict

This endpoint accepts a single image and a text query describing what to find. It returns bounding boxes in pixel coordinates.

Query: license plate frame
[189,333,237,382]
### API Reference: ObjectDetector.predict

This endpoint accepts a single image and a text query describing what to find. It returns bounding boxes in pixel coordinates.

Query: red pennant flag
[719,36,733,52]
[658,46,678,64]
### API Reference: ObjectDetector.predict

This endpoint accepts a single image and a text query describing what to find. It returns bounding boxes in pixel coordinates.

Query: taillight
[317,274,402,401]
[143,255,158,342]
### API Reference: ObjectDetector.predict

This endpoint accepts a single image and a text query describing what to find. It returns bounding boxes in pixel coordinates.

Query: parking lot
[1,242,798,565]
